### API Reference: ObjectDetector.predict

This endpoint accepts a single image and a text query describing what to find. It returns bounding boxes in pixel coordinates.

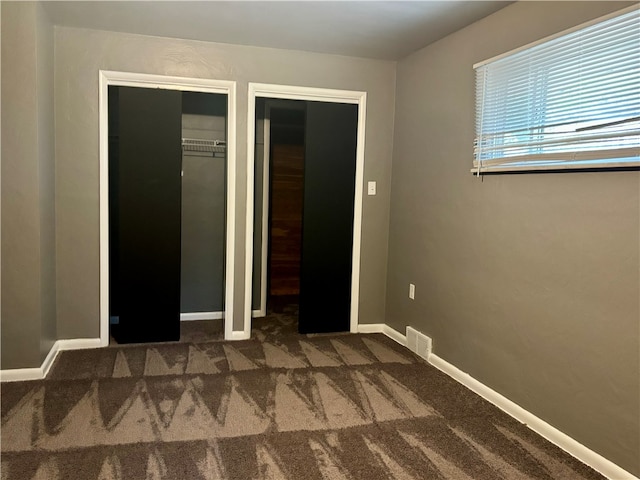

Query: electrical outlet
[409,283,415,300]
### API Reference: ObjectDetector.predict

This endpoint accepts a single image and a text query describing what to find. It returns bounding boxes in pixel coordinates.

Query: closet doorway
[99,71,237,346]
[108,87,227,343]
[246,83,366,337]
[253,100,306,322]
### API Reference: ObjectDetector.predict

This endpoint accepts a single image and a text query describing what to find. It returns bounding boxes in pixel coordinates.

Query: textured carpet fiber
[1,311,605,479]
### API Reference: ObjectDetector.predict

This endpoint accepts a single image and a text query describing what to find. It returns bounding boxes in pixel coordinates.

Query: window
[473,6,640,174]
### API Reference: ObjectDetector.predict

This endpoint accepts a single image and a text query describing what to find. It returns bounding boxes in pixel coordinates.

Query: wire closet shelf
[182,138,226,157]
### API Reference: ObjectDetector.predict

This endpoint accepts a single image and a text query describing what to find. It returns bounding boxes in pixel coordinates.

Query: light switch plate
[367,181,376,195]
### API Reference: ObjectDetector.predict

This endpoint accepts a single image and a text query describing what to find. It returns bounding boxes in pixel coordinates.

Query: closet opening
[108,86,228,344]
[251,96,359,335]
[252,99,306,332]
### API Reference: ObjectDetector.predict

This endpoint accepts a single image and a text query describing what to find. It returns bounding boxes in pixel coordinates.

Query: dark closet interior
[108,86,227,344]
[268,104,306,301]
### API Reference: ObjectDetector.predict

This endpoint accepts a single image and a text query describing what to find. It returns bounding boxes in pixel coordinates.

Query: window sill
[471,160,640,175]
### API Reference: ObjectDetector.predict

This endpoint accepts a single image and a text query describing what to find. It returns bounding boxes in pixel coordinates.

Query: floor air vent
[406,327,432,361]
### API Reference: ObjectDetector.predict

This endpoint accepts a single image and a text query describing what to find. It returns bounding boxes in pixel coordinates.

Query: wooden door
[269,144,304,296]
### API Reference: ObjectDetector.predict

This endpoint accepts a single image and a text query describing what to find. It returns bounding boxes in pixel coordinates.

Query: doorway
[254,100,306,326]
[107,86,228,343]
[98,71,237,346]
[245,83,367,338]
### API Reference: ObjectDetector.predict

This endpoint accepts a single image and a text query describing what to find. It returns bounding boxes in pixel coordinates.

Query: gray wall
[54,27,396,337]
[181,113,226,313]
[1,1,56,368]
[36,1,57,363]
[385,1,639,475]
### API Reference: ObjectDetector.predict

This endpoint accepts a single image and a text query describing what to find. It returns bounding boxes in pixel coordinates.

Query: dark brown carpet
[1,305,606,479]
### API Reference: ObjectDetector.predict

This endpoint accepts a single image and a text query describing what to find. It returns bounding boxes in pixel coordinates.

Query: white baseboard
[40,341,61,378]
[0,367,43,382]
[376,325,636,480]
[228,330,251,340]
[358,323,407,347]
[252,308,266,318]
[382,325,407,347]
[56,338,103,350]
[356,323,385,333]
[181,311,223,321]
[357,324,408,348]
[1,337,102,383]
[182,310,264,321]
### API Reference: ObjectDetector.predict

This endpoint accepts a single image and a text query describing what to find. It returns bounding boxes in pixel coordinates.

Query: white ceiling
[42,1,512,61]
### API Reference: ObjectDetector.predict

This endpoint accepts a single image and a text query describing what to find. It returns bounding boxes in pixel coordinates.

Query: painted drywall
[53,27,395,338]
[1,2,41,368]
[36,2,57,363]
[386,1,639,475]
[1,2,56,369]
[181,112,226,313]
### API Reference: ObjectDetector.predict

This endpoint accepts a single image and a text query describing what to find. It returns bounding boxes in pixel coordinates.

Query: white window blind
[474,6,640,174]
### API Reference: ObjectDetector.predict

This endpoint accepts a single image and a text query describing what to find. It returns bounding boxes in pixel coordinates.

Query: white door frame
[98,70,237,345]
[244,82,367,338]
